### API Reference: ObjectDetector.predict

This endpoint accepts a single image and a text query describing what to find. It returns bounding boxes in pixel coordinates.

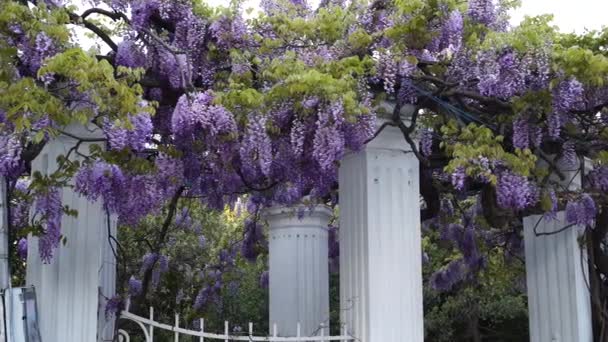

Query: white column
[26,124,117,342]
[338,110,423,342]
[524,165,592,342]
[266,205,331,337]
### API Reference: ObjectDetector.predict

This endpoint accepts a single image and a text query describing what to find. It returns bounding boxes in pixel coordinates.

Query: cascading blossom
[565,194,597,227]
[34,187,63,263]
[451,167,466,191]
[312,102,346,171]
[512,117,530,150]
[467,0,496,25]
[75,160,126,213]
[17,238,27,260]
[549,78,584,139]
[104,111,153,151]
[240,114,273,177]
[496,172,538,211]
[589,166,608,192]
[116,40,146,68]
[209,15,248,50]
[420,129,433,156]
[0,134,22,178]
[476,50,525,99]
[171,91,237,144]
[128,276,143,296]
[430,259,465,291]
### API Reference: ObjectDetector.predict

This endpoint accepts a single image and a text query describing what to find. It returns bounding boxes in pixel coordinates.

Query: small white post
[199,318,204,342]
[249,322,253,337]
[266,204,331,337]
[524,163,592,342]
[338,105,423,342]
[296,322,301,338]
[149,307,154,340]
[273,323,278,337]
[174,313,180,342]
[224,321,229,342]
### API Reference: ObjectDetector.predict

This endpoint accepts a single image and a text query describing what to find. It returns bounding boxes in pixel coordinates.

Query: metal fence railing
[118,307,355,342]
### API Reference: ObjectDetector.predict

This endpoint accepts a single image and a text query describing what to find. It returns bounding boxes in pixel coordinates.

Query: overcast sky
[208,0,608,33]
[76,0,607,53]
[509,0,606,33]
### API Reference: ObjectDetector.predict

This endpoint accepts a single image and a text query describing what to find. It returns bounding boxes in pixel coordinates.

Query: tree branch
[134,186,185,308]
[68,12,118,51]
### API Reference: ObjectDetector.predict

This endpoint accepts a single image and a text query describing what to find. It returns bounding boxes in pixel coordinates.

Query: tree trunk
[589,206,608,342]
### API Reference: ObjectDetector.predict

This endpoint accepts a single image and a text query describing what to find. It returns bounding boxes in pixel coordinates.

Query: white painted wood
[224,321,228,342]
[25,124,117,342]
[175,314,180,342]
[118,309,355,341]
[200,318,205,342]
[266,205,331,337]
[149,306,155,340]
[338,111,423,342]
[523,163,592,342]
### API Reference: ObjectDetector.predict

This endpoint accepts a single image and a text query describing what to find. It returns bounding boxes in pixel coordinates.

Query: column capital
[264,205,333,231]
[365,101,416,152]
[55,123,105,143]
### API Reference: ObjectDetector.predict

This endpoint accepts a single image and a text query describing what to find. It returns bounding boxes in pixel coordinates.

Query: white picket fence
[117,307,355,342]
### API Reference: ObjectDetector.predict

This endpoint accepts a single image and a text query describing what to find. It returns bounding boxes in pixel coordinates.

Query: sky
[75,0,607,54]
[206,0,607,33]
[509,0,606,33]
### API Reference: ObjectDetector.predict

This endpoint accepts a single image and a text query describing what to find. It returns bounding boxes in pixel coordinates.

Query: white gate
[117,307,354,342]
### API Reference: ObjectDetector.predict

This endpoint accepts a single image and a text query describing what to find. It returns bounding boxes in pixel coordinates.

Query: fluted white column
[267,205,331,337]
[338,110,423,342]
[524,165,592,342]
[26,124,117,342]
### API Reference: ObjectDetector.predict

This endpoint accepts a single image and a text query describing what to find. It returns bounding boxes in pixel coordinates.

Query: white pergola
[0,112,593,341]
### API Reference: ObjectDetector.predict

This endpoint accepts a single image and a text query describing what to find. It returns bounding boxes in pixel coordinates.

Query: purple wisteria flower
[565,194,596,227]
[240,114,272,177]
[104,111,153,151]
[17,238,27,260]
[430,259,465,291]
[467,0,496,25]
[140,252,159,274]
[589,166,608,192]
[496,172,538,211]
[116,40,146,68]
[105,296,124,319]
[0,134,22,178]
[128,276,143,296]
[512,117,530,150]
[34,187,63,263]
[451,166,466,191]
[312,102,345,171]
[420,129,433,156]
[549,78,584,139]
